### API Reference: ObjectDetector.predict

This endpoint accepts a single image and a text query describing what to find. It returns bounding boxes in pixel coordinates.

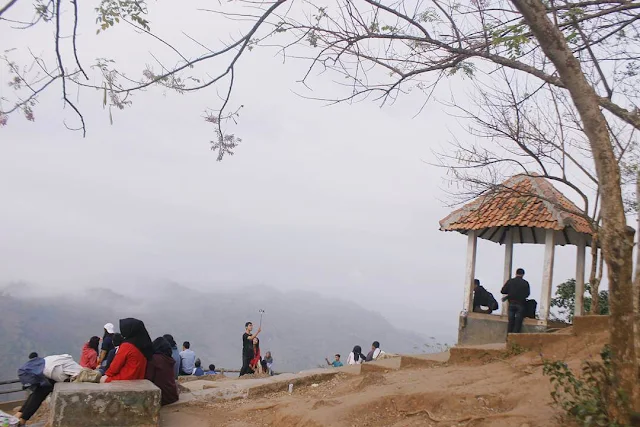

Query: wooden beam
[463,230,478,313]
[539,229,556,323]
[487,227,500,242]
[532,227,538,244]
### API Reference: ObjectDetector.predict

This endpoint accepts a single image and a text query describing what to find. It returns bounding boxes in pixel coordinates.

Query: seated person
[193,359,204,376]
[365,341,383,361]
[100,318,152,383]
[145,337,179,406]
[100,333,123,375]
[473,279,498,314]
[205,364,218,375]
[179,341,196,376]
[79,336,100,370]
[261,351,273,375]
[325,354,343,367]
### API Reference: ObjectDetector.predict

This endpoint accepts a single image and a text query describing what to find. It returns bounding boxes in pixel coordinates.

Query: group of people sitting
[173,340,217,377]
[325,341,384,367]
[15,318,199,426]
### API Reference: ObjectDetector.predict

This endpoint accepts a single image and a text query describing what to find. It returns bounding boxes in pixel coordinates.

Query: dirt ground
[161,328,608,427]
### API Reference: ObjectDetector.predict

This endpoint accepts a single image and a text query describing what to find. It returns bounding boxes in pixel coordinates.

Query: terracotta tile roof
[439,175,593,243]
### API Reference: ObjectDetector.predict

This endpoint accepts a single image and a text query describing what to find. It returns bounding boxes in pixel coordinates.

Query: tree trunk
[635,172,640,403]
[590,237,600,314]
[510,0,637,420]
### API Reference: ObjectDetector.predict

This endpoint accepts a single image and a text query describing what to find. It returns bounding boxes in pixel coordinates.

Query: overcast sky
[0,0,593,341]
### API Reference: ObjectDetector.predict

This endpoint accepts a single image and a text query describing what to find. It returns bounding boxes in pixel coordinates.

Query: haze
[0,0,589,342]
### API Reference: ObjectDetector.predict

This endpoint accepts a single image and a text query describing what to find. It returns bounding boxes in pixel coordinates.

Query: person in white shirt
[365,341,383,362]
[346,345,366,365]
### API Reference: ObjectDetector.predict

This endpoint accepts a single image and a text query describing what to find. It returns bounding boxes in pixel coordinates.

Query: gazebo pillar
[574,235,586,317]
[463,230,478,313]
[502,228,513,316]
[539,229,556,322]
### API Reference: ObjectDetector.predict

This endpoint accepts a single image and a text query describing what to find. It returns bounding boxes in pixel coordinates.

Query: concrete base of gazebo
[458,312,571,346]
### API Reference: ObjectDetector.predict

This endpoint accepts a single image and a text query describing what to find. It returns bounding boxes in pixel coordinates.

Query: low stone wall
[507,332,569,352]
[458,313,546,346]
[49,380,160,427]
[573,315,609,336]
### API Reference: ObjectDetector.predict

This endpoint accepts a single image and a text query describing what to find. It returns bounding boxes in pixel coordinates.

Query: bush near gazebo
[551,279,610,323]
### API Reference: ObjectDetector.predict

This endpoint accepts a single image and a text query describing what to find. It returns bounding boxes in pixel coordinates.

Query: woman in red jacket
[101,318,153,383]
[79,336,100,370]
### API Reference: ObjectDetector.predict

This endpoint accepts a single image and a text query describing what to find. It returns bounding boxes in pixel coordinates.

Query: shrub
[543,345,628,426]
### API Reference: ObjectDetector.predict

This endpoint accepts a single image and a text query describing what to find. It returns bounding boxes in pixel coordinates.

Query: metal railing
[0,379,22,396]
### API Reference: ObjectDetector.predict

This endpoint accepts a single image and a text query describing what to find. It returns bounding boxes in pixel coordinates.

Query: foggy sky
[0,1,591,341]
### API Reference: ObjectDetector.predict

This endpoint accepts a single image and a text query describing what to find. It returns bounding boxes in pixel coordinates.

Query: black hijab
[163,334,177,349]
[353,345,364,362]
[152,337,173,358]
[119,318,153,360]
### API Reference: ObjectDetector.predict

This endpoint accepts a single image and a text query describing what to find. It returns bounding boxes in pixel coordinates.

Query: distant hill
[0,283,431,383]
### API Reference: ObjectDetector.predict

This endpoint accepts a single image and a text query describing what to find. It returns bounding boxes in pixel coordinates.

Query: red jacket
[145,354,178,405]
[79,343,98,370]
[105,342,147,382]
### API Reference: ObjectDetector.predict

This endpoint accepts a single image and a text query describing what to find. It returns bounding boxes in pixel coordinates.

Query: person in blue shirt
[193,359,204,376]
[325,354,344,367]
[205,364,218,375]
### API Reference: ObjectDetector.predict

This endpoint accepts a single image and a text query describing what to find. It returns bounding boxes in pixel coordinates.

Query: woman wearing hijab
[346,345,365,365]
[79,336,100,370]
[101,318,152,383]
[163,334,181,379]
[145,337,179,405]
[249,337,262,374]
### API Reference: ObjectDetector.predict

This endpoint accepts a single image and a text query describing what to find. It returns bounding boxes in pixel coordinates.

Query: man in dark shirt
[473,279,496,314]
[240,321,261,376]
[501,268,530,334]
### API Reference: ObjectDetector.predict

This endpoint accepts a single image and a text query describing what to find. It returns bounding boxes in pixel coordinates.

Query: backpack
[487,292,499,311]
[18,357,50,390]
[525,299,537,319]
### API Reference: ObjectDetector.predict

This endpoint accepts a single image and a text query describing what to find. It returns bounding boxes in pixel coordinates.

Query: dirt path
[160,329,607,427]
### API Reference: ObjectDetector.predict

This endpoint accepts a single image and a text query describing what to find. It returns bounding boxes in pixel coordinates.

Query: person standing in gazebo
[501,268,530,333]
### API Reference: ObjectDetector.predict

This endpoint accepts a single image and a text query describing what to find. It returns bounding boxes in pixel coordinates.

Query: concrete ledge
[360,357,401,373]
[399,352,449,369]
[458,314,546,346]
[507,333,571,351]
[449,344,507,364]
[573,315,609,336]
[248,371,339,398]
[49,380,161,427]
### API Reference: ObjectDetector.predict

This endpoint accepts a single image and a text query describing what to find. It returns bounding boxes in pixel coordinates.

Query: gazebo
[439,174,594,345]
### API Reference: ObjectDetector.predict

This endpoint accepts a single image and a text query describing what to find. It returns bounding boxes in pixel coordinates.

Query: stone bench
[49,380,161,427]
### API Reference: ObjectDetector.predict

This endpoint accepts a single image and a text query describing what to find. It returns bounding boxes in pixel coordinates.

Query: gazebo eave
[440,225,594,248]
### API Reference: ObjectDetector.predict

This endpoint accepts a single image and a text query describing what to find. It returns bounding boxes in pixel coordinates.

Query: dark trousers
[239,356,253,376]
[508,302,525,333]
[20,382,54,421]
